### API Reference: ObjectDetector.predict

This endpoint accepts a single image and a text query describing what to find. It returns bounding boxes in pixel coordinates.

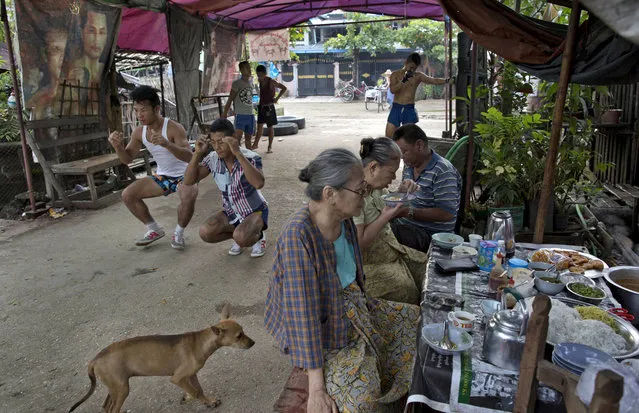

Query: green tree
[288,27,304,62]
[324,13,398,84]
[396,19,456,77]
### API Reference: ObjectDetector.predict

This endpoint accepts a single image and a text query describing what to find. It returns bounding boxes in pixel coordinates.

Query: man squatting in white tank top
[108,85,198,249]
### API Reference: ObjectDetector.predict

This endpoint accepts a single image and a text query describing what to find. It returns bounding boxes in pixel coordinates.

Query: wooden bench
[26,116,152,209]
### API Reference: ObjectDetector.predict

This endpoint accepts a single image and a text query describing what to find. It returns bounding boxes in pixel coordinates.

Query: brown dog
[69,303,255,413]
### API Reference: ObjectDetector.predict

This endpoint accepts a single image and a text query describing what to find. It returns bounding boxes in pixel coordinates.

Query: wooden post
[463,41,477,211]
[514,295,551,413]
[108,61,122,134]
[159,63,166,116]
[1,0,36,212]
[533,0,581,243]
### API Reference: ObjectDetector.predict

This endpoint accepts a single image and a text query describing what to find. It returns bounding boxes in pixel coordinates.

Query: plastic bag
[576,360,639,413]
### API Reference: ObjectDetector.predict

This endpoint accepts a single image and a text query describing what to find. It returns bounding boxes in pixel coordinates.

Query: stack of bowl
[552,342,617,376]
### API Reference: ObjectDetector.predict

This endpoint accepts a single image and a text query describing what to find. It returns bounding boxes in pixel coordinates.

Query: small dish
[381,192,416,207]
[432,233,464,249]
[566,282,606,305]
[559,272,596,287]
[533,273,565,296]
[421,323,474,355]
[451,245,478,260]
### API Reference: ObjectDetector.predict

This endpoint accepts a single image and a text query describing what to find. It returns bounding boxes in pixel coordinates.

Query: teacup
[447,310,476,332]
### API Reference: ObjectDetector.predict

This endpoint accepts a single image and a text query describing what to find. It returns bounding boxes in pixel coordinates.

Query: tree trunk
[353,49,360,87]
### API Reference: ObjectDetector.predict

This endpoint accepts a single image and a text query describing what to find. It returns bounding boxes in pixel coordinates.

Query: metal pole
[448,17,454,135]
[444,16,449,136]
[159,63,166,116]
[533,0,581,243]
[1,0,36,213]
[464,41,477,211]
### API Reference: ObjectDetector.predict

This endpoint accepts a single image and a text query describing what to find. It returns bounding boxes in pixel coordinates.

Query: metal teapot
[482,288,528,371]
[485,210,516,257]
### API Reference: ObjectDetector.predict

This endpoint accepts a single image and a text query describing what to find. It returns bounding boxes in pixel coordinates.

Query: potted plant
[474,107,550,231]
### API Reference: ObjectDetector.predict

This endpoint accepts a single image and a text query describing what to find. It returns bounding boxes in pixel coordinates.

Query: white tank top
[142,118,189,177]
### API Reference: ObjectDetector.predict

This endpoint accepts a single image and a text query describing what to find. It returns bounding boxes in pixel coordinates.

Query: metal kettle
[482,288,528,371]
[485,210,516,257]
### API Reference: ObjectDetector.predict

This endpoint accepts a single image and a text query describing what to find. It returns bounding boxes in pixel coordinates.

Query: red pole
[1,0,36,213]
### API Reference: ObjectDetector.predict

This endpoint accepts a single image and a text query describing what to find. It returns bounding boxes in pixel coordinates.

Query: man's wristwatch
[408,206,415,219]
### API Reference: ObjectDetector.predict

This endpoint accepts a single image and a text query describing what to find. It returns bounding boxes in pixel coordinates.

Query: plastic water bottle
[7,92,16,109]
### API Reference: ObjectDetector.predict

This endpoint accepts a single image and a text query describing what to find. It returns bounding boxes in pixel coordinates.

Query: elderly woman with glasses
[265,148,419,413]
[353,137,428,305]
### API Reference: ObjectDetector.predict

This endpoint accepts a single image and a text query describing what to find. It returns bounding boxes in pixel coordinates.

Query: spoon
[440,320,454,350]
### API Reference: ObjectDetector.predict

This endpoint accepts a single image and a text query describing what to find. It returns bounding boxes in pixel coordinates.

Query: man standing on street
[222,61,255,148]
[252,64,287,153]
[391,124,461,252]
[386,52,448,138]
[184,119,268,258]
[108,85,198,249]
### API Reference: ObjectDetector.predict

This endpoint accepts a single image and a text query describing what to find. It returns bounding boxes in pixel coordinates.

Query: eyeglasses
[342,184,371,197]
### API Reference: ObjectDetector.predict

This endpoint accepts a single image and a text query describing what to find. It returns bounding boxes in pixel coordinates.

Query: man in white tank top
[108,86,198,249]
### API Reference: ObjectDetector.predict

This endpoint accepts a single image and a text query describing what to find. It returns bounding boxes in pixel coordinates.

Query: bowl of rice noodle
[518,297,639,359]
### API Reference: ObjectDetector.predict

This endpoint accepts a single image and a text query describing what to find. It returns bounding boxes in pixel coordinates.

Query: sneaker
[250,235,267,258]
[228,241,243,256]
[171,234,186,250]
[135,229,165,246]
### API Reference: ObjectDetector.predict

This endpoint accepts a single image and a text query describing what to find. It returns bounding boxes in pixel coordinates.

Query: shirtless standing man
[385,52,448,138]
[108,86,198,249]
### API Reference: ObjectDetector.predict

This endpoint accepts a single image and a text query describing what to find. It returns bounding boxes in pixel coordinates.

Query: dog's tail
[68,361,97,412]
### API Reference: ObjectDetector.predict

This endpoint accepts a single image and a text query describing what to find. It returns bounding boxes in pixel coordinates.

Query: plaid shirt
[265,207,366,369]
[201,148,267,224]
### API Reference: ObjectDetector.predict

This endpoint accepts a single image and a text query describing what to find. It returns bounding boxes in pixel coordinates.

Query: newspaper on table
[407,243,619,413]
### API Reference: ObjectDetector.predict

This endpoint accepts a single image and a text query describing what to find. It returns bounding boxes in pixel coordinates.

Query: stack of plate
[552,342,617,376]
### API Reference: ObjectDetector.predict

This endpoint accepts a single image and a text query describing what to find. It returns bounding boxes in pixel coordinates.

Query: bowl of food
[432,233,464,249]
[566,282,606,305]
[421,323,474,356]
[452,245,478,260]
[605,266,639,325]
[529,261,555,271]
[533,273,565,296]
[381,192,416,207]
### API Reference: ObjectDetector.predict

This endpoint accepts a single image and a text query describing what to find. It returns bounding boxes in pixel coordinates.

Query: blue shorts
[387,103,418,127]
[234,114,255,135]
[151,174,183,196]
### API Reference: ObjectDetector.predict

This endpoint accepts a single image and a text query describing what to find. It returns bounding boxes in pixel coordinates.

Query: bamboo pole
[533,0,581,243]
[463,41,477,212]
[1,0,35,212]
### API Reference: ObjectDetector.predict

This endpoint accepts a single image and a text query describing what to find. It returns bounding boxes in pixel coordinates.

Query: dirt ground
[0,99,449,413]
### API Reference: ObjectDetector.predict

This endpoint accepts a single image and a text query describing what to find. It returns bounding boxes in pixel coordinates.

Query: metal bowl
[533,273,565,296]
[605,266,639,326]
[566,282,606,305]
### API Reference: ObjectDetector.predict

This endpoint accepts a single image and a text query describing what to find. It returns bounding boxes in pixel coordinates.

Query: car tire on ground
[277,116,306,129]
[273,122,299,136]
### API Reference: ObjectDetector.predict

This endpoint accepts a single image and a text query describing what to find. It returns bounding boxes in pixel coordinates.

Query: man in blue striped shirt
[391,124,462,252]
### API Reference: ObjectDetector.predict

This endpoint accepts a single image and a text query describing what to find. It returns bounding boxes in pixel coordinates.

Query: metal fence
[0,140,46,218]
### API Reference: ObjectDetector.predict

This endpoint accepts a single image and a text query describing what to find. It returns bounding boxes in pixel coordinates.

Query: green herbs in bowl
[567,282,606,305]
[540,276,562,284]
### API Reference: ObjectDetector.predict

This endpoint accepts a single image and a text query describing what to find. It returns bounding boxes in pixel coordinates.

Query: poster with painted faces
[15,0,119,119]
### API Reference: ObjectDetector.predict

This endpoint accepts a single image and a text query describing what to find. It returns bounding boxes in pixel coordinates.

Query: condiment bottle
[489,250,507,293]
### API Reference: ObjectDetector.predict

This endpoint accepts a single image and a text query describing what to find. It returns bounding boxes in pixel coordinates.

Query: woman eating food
[353,137,427,304]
